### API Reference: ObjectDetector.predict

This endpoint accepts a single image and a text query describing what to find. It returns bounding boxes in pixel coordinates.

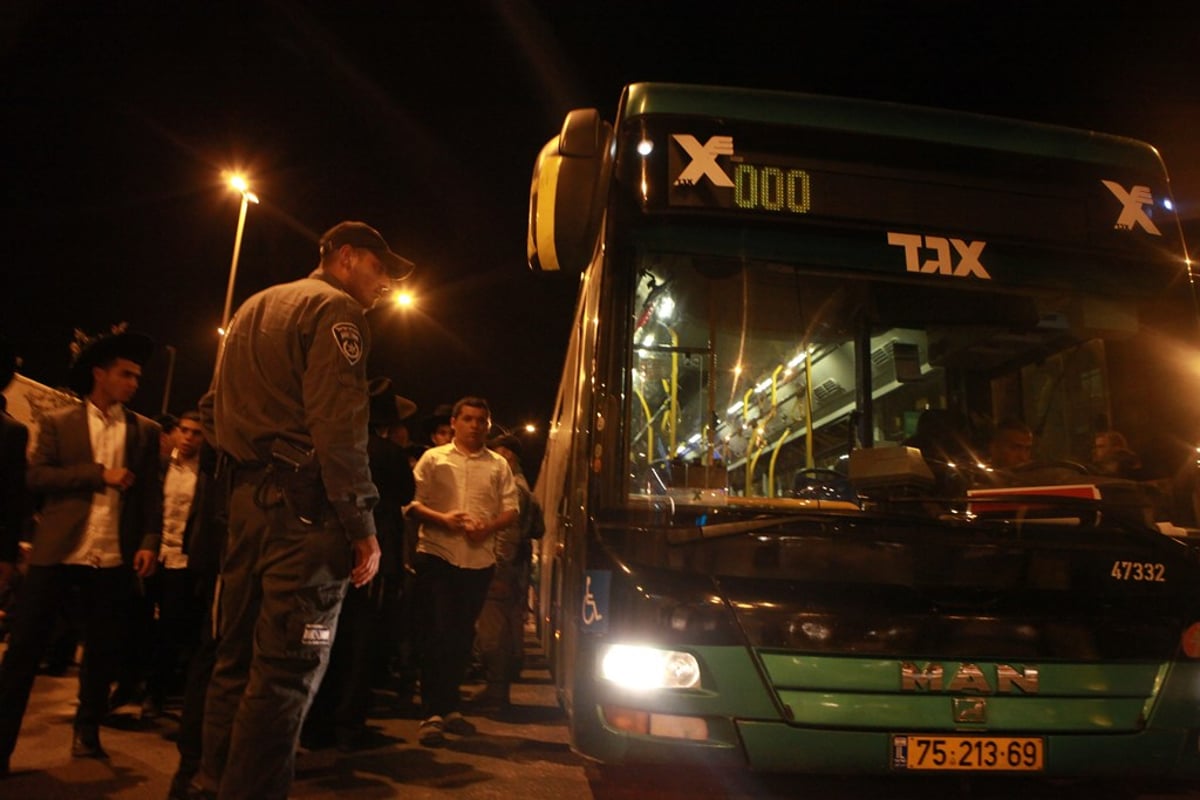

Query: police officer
[191,221,414,800]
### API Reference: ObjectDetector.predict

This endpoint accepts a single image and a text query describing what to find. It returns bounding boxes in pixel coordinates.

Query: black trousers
[145,566,205,701]
[0,564,136,759]
[414,553,493,718]
[196,478,351,800]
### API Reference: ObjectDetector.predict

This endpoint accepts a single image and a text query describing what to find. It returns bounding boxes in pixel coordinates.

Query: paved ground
[5,643,1200,800]
[1,643,588,800]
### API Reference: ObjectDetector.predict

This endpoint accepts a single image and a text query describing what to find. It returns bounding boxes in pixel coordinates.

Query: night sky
[3,2,1199,474]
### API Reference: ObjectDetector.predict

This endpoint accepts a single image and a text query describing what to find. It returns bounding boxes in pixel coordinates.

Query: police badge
[331,322,363,365]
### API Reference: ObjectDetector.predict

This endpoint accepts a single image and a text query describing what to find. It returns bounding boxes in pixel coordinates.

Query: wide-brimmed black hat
[487,433,522,457]
[422,403,454,441]
[68,326,154,396]
[368,377,417,426]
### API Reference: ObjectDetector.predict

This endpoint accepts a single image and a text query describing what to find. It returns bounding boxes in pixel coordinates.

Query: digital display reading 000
[666,132,816,216]
[732,164,811,214]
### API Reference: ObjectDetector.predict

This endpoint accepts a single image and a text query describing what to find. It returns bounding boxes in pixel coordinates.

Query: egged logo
[1101,180,1162,236]
[672,135,735,187]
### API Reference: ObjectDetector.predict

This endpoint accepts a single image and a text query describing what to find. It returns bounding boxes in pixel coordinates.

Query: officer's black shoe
[0,755,10,778]
[71,726,108,759]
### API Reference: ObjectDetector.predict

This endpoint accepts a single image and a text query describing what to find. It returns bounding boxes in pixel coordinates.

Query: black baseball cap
[319,221,415,280]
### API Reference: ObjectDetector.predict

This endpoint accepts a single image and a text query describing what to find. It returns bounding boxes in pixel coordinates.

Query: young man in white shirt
[143,410,206,718]
[407,397,518,746]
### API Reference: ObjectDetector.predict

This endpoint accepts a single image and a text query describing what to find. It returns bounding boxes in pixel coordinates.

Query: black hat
[488,433,522,457]
[368,377,417,426]
[422,403,453,439]
[68,325,155,396]
[319,221,415,280]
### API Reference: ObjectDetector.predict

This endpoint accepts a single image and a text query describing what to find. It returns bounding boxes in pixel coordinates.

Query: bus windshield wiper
[666,515,813,545]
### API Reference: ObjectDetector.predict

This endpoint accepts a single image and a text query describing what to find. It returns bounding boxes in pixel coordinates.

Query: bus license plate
[892,735,1043,771]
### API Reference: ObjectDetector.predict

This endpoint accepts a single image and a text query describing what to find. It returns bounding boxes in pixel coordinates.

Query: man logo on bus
[673,134,735,188]
[887,232,991,280]
[1101,180,1162,236]
[901,662,1039,694]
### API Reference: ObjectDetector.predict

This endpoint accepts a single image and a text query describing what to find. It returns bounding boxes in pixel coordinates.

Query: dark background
[3,1,1199,477]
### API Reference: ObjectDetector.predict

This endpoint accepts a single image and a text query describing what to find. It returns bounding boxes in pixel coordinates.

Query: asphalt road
[1,641,583,800]
[4,642,1200,800]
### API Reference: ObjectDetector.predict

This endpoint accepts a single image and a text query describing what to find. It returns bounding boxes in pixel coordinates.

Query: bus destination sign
[667,133,813,216]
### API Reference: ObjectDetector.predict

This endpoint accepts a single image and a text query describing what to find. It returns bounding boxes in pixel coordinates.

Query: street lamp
[392,288,416,309]
[220,173,259,333]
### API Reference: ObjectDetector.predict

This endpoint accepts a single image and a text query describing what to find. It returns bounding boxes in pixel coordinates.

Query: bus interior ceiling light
[600,644,701,690]
[656,295,675,320]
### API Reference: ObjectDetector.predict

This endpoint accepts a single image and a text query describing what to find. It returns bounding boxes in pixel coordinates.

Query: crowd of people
[0,221,544,800]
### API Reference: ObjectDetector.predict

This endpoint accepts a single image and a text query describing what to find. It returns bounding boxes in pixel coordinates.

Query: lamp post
[220,174,259,333]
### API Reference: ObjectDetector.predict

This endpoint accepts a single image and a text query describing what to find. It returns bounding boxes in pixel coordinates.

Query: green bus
[527,82,1200,778]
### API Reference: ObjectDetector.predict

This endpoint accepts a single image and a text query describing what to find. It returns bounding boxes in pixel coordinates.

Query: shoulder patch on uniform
[301,624,332,646]
[331,322,363,366]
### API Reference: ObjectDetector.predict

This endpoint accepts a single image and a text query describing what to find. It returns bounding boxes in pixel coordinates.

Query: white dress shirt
[160,448,199,569]
[63,401,126,568]
[412,441,519,570]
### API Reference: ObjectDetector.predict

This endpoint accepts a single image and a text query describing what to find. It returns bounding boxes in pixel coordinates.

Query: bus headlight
[600,644,701,690]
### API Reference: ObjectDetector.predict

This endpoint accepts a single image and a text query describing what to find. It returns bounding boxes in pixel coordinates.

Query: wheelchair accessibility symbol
[582,570,610,633]
[583,576,604,624]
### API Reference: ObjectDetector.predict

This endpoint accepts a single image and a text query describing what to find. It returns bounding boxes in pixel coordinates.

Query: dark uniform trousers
[197,474,351,800]
[0,564,135,757]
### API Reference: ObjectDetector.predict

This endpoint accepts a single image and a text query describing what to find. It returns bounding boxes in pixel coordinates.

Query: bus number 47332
[1110,561,1166,582]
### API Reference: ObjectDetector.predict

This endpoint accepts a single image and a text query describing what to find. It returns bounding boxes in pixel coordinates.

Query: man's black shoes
[71,726,108,759]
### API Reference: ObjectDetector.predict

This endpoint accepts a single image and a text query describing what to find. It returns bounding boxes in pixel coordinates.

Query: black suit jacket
[180,442,221,575]
[0,411,29,564]
[25,402,162,567]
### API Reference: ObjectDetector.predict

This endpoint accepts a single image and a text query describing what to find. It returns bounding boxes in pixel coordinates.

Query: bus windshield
[627,246,1184,508]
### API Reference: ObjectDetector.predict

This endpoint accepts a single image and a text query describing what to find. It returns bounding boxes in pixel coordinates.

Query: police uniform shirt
[205,269,378,540]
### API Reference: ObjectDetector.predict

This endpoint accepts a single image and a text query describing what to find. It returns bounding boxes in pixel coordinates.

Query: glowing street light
[392,288,415,309]
[220,173,259,333]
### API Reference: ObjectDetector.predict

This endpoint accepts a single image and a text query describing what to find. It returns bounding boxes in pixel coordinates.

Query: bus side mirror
[528,108,613,273]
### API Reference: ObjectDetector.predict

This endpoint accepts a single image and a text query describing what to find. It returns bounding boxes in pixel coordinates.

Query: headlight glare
[600,644,701,690]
